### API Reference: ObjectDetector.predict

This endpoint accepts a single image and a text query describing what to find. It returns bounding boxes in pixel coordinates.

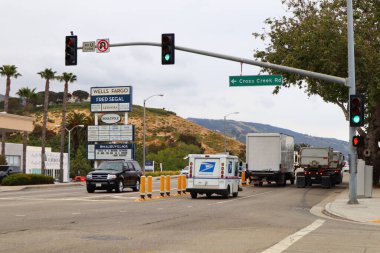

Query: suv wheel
[87,186,95,193]
[133,179,140,192]
[115,180,124,193]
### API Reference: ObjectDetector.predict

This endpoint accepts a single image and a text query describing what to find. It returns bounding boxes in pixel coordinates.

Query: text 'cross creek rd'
[229,75,283,87]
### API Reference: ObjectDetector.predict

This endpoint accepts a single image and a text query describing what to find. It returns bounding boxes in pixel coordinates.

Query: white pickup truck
[186,154,240,199]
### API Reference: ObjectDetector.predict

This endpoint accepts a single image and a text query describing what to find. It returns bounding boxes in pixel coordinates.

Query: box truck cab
[186,154,240,199]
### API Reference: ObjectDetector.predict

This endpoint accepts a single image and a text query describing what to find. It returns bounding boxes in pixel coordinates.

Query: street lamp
[66,125,84,182]
[143,94,163,173]
[223,112,239,154]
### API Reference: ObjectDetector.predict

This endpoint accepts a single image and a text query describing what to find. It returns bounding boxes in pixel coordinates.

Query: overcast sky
[0,0,349,141]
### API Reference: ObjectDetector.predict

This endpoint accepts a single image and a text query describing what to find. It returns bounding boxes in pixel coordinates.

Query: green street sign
[229,75,283,87]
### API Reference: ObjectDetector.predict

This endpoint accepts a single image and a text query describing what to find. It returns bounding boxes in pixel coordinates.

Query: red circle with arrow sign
[96,39,110,53]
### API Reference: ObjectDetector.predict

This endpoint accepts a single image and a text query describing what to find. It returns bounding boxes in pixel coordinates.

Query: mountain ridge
[187,118,349,156]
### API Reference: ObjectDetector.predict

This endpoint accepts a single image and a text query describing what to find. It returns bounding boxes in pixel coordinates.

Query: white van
[186,154,240,199]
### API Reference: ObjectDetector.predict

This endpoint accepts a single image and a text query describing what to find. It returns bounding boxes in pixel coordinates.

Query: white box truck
[297,147,336,188]
[246,133,295,186]
[186,154,240,199]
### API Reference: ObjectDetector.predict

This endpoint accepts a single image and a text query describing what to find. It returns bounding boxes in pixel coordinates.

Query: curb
[0,182,84,192]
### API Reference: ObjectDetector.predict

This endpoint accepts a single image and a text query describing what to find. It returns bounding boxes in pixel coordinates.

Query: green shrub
[1,174,31,186]
[29,174,55,185]
[144,171,180,177]
[1,174,54,186]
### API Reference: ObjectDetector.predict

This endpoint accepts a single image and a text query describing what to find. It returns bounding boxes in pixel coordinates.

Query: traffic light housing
[352,135,364,147]
[65,35,77,66]
[161,33,175,65]
[349,95,364,127]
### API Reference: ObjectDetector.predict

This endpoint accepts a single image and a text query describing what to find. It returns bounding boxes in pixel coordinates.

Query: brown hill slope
[35,103,245,157]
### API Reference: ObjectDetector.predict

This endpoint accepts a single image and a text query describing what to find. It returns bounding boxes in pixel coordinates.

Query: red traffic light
[65,35,77,66]
[352,135,364,147]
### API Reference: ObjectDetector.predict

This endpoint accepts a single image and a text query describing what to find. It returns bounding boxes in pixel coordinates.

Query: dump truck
[246,133,295,186]
[297,147,336,188]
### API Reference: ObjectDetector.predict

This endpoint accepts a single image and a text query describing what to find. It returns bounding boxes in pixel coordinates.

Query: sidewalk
[324,187,380,225]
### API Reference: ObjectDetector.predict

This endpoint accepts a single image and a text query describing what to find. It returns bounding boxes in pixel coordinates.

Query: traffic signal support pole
[347,0,358,204]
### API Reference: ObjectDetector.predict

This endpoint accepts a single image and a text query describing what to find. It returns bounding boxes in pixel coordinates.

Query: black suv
[0,165,21,183]
[86,160,142,193]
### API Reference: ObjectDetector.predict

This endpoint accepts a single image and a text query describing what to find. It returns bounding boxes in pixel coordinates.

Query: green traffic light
[352,115,361,124]
[164,54,171,62]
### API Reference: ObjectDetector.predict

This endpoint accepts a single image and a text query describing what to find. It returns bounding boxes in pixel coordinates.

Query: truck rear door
[249,136,280,172]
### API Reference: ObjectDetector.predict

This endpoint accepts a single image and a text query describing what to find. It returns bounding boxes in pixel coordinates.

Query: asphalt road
[1,176,379,253]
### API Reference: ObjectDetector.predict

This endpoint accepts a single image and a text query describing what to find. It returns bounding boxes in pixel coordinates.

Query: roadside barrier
[165,176,171,196]
[181,175,187,194]
[136,175,193,202]
[140,176,146,199]
[160,175,165,197]
[177,176,182,195]
[147,176,152,198]
[241,171,247,186]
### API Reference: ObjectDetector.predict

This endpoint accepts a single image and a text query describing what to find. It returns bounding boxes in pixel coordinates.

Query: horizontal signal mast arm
[78,41,347,86]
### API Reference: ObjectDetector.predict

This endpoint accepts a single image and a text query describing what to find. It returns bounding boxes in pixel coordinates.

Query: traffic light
[161,33,175,65]
[352,135,364,147]
[349,95,364,127]
[65,35,77,66]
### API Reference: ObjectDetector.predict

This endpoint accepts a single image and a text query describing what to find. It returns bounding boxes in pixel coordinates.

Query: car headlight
[86,174,92,180]
[107,174,117,180]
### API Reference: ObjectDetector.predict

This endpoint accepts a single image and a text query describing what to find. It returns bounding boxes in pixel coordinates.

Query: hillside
[188,118,349,155]
[34,103,245,156]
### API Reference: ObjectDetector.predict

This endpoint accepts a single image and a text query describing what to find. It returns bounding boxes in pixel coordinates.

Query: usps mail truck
[186,154,240,199]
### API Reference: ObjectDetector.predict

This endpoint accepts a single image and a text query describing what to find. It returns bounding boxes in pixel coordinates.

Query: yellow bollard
[181,175,187,194]
[160,175,165,197]
[140,176,146,199]
[241,171,246,186]
[165,175,171,196]
[177,175,182,195]
[147,176,153,198]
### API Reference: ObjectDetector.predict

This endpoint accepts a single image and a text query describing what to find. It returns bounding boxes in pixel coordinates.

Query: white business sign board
[101,113,121,124]
[90,86,132,113]
[87,125,134,142]
[88,144,134,160]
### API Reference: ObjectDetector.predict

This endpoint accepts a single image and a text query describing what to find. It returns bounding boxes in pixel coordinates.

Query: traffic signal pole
[347,0,358,204]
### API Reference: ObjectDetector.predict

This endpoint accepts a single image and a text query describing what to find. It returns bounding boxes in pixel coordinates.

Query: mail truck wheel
[223,186,230,199]
[190,192,197,199]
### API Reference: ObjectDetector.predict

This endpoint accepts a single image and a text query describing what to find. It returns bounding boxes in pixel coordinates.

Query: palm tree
[37,68,56,175]
[16,87,36,174]
[0,65,21,157]
[57,72,77,182]
[66,112,88,154]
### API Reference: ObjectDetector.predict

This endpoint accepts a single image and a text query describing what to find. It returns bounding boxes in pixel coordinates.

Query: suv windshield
[97,162,123,171]
[0,166,9,172]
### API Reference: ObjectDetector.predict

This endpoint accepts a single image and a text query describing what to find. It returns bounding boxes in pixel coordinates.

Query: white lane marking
[210,191,273,205]
[71,213,81,215]
[15,214,26,217]
[261,219,325,253]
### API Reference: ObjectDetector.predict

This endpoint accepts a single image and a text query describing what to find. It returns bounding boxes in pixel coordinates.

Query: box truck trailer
[186,154,240,199]
[246,133,295,186]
